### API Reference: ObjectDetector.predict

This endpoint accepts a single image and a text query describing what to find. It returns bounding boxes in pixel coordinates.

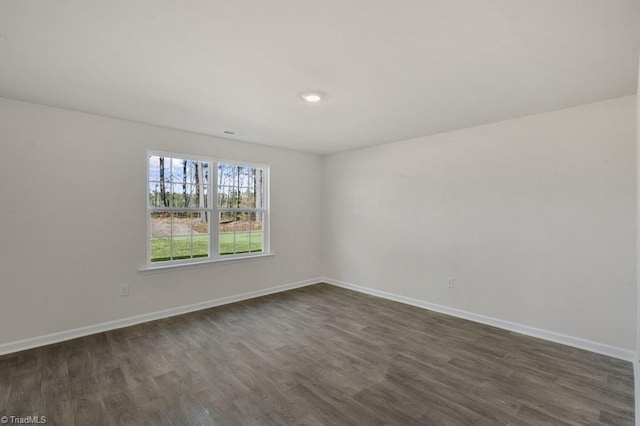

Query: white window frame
[145,150,270,270]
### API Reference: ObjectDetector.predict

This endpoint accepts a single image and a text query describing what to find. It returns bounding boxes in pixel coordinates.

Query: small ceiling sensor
[301,91,324,103]
[224,130,235,135]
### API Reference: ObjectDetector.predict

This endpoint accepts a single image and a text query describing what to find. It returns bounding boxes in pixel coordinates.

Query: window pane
[171,159,186,183]
[166,183,205,208]
[150,211,209,262]
[254,168,263,209]
[172,212,191,260]
[219,211,236,255]
[188,161,208,187]
[151,238,171,262]
[149,156,172,208]
[168,183,180,207]
[217,164,263,209]
[185,160,195,183]
[149,155,161,182]
[191,185,208,208]
[150,212,171,262]
[239,188,252,208]
[218,185,236,208]
[149,155,210,210]
[219,211,263,255]
[149,182,164,207]
[192,211,210,258]
[174,183,191,208]
[201,162,209,186]
[250,212,264,253]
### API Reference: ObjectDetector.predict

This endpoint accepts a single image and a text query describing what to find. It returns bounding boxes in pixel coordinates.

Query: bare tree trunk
[198,162,205,216]
[194,162,200,204]
[182,160,188,207]
[194,162,206,223]
[255,168,262,223]
[159,157,168,207]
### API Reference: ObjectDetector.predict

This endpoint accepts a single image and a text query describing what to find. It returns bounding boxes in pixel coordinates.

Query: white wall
[323,96,637,351]
[0,97,323,346]
[635,59,640,426]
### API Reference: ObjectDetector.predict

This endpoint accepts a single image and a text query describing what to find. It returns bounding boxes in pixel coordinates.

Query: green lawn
[151,232,263,262]
[220,231,263,255]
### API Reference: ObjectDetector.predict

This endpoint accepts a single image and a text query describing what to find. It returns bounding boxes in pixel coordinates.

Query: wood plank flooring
[0,283,634,425]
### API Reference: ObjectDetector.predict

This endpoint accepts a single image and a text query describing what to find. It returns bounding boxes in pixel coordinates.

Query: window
[147,151,269,266]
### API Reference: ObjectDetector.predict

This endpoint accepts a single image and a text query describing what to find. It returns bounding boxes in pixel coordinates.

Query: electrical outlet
[119,284,129,297]
[447,277,454,289]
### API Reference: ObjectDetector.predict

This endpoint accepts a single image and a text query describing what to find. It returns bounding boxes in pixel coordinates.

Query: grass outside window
[151,232,263,262]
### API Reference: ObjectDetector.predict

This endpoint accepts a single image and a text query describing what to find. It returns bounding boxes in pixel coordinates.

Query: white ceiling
[1,1,639,155]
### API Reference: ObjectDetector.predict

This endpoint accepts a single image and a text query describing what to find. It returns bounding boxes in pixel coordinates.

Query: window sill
[138,253,275,274]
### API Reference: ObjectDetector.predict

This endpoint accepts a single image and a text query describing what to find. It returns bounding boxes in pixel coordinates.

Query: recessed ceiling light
[301,91,324,103]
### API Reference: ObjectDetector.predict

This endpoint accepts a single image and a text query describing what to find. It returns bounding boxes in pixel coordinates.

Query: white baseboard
[0,277,320,356]
[2,276,635,364]
[322,277,636,362]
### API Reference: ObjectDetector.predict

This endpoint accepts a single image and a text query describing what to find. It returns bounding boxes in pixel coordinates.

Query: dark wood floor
[0,283,634,425]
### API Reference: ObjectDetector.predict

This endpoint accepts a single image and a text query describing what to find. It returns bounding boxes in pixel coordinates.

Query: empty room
[1,1,639,425]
